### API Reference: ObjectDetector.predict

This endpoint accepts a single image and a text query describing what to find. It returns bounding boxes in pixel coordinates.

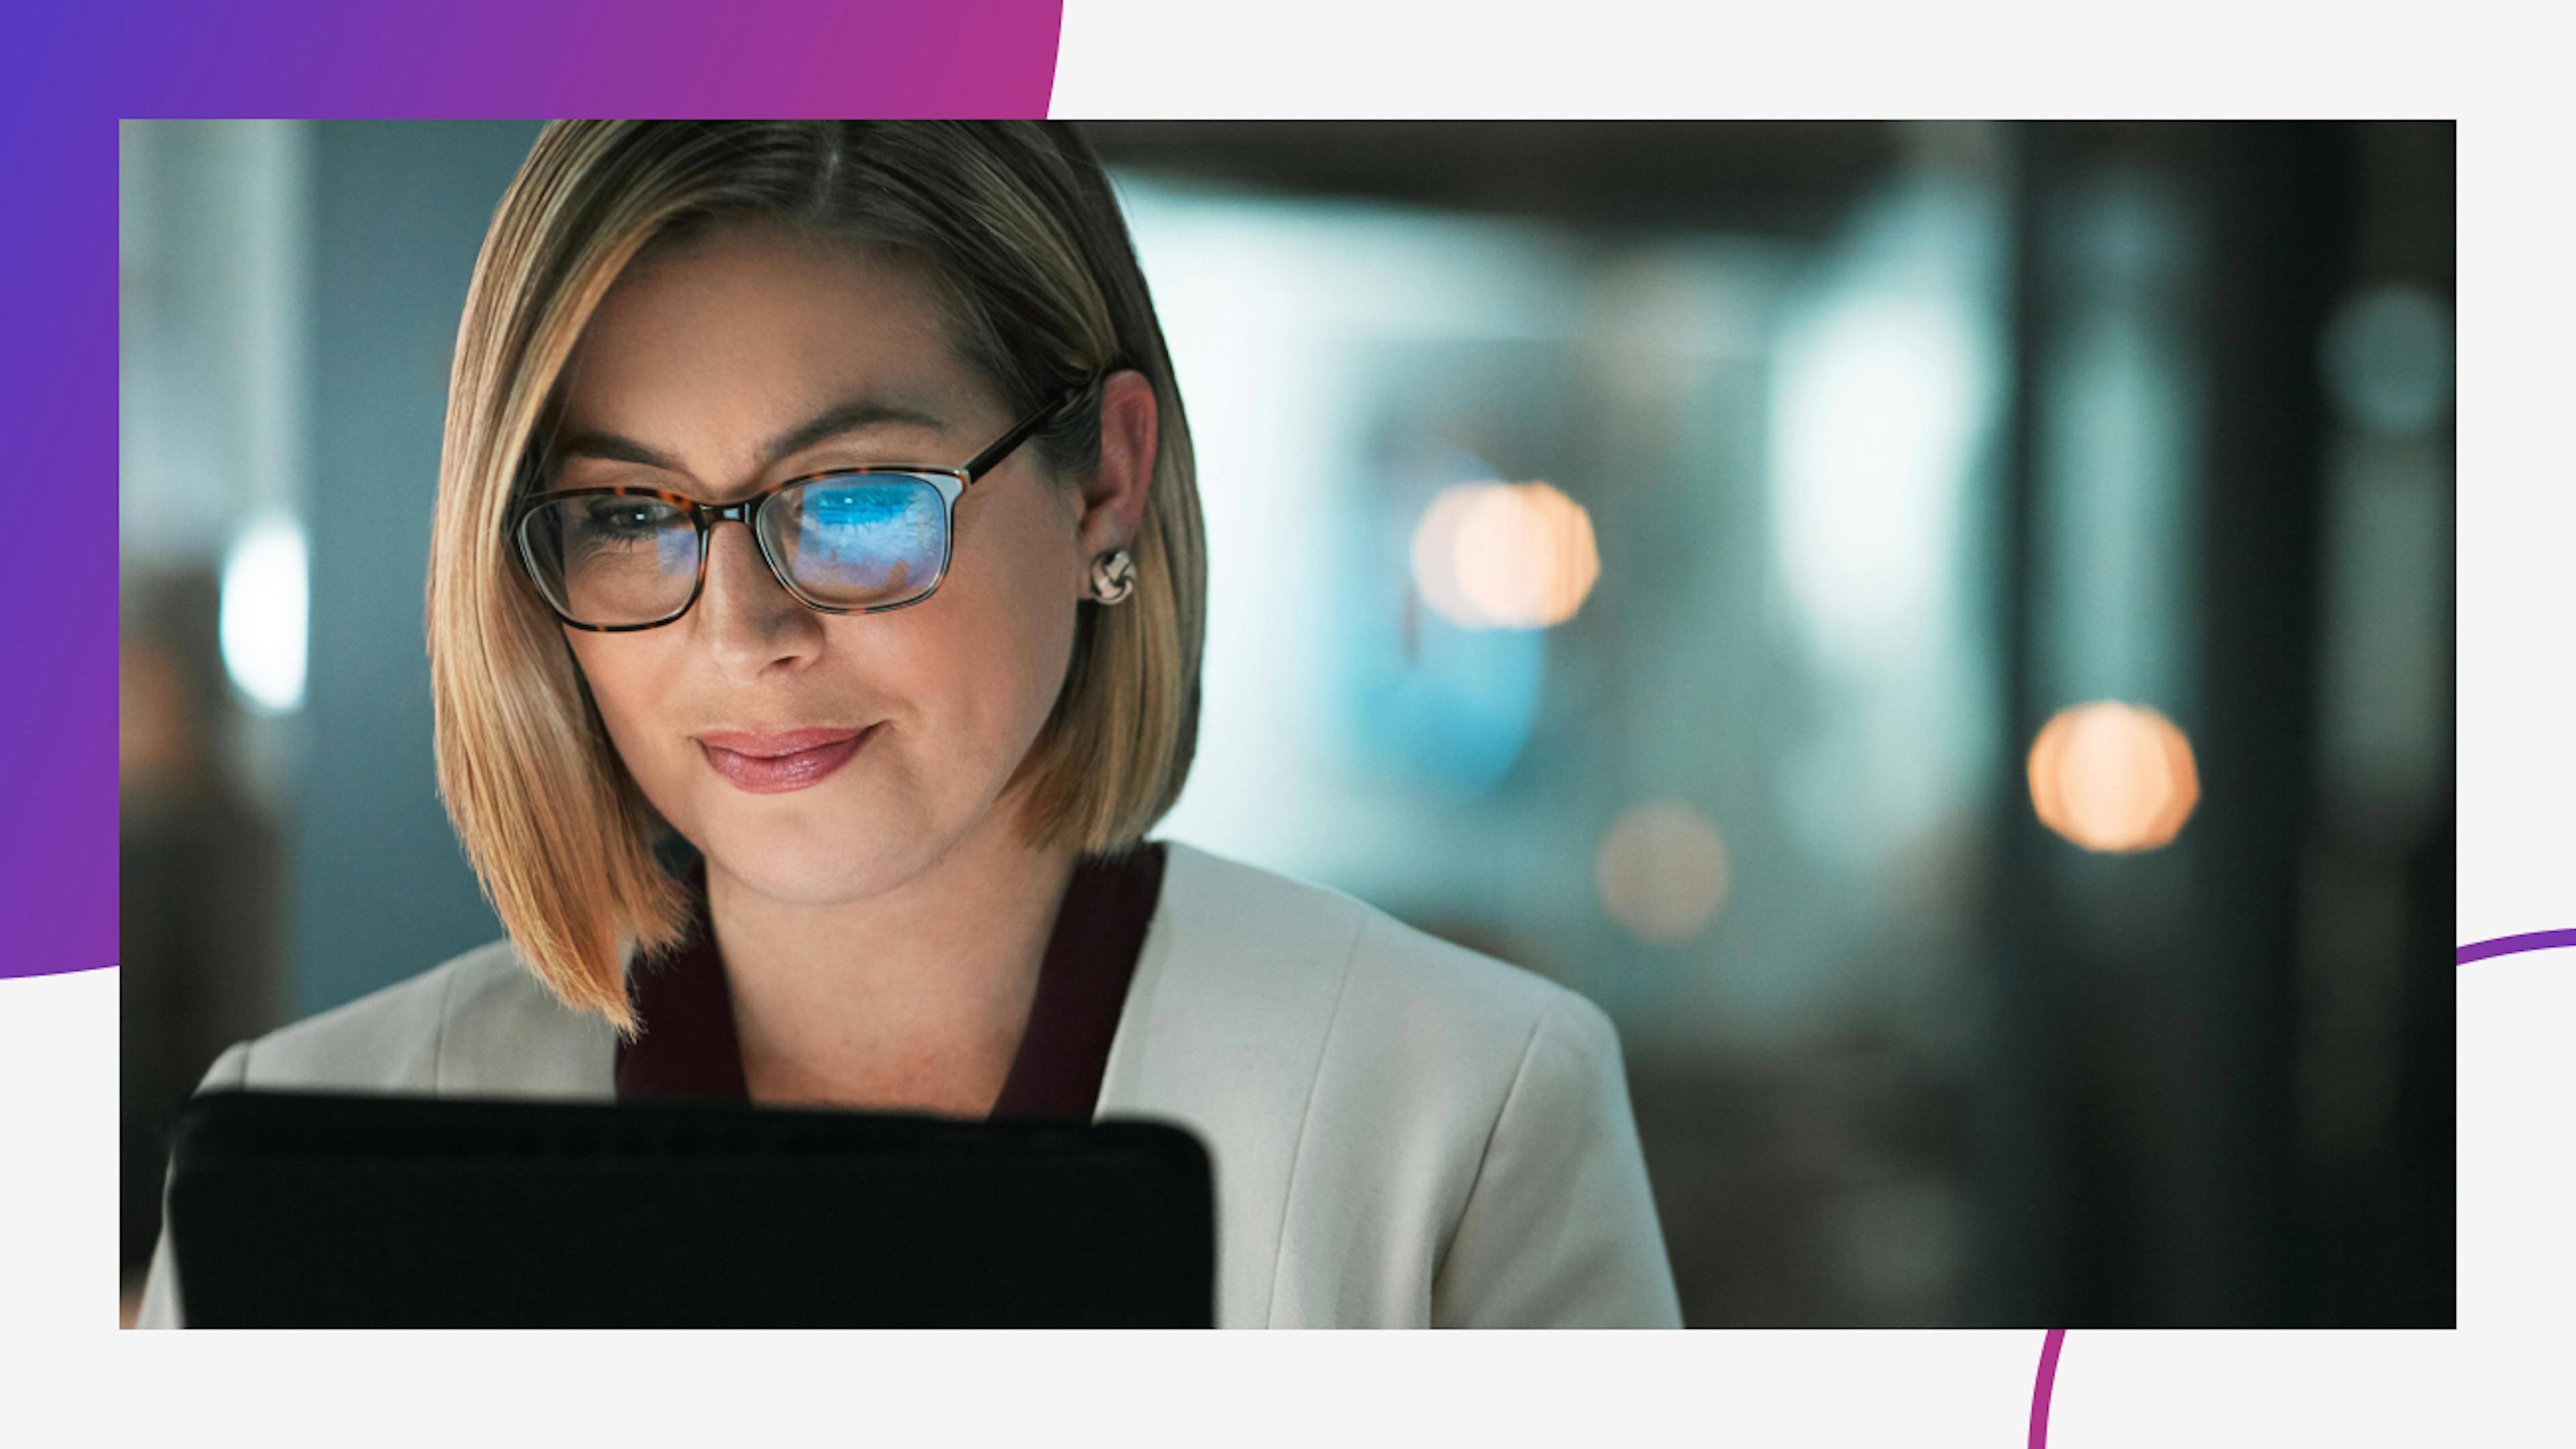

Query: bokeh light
[217,514,309,716]
[1595,800,1733,943]
[1407,482,1488,628]
[2320,283,2453,437]
[119,639,191,793]
[2026,701,2199,853]
[1409,480,1599,630]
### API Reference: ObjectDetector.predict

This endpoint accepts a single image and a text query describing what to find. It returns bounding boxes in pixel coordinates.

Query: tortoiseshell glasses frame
[507,372,1108,632]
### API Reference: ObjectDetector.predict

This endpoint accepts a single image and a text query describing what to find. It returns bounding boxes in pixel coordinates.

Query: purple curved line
[2029,1329,2065,1449]
[2015,923,2552,1438]
[2457,929,2576,965]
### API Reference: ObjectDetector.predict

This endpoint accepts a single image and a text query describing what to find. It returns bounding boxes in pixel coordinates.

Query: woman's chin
[697,830,937,909]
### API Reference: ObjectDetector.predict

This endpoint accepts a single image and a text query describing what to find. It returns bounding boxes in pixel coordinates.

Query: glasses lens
[759,475,949,610]
[519,495,698,627]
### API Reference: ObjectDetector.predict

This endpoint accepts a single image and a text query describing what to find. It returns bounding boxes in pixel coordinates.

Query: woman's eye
[582,501,669,535]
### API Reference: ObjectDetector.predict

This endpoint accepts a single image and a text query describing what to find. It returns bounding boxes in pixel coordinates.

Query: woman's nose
[695,519,824,672]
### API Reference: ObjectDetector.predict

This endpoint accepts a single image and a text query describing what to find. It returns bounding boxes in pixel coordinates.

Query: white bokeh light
[217,513,309,716]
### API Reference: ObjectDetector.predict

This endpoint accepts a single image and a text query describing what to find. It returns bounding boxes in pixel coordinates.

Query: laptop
[166,1091,1215,1328]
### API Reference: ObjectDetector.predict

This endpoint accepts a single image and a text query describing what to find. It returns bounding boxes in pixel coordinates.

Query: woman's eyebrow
[550,396,953,474]
[547,430,681,472]
[756,396,952,467]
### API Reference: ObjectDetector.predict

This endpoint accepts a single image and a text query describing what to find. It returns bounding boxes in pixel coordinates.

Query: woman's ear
[1073,369,1157,566]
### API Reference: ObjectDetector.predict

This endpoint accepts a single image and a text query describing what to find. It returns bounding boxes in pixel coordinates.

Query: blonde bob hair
[427,121,1205,1032]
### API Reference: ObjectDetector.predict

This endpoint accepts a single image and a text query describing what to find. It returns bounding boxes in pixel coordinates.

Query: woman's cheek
[570,643,688,824]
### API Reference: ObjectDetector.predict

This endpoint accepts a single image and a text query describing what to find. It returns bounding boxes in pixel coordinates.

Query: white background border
[18,3,2554,1443]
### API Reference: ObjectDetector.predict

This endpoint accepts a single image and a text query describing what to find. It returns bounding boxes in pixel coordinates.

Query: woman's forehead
[557,225,979,452]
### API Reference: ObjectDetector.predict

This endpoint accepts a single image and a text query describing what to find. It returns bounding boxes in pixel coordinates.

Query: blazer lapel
[1093,842,1364,1328]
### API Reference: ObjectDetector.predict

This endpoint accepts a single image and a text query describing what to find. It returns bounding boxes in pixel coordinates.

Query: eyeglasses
[509,374,1104,631]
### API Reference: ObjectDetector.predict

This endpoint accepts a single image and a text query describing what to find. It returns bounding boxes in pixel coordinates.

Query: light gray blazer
[138,841,1682,1328]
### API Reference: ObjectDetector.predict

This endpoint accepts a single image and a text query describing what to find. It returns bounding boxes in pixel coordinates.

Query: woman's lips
[694,725,877,794]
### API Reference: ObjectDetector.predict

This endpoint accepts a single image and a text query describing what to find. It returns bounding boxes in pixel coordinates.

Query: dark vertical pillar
[2391,121,2457,1330]
[2178,121,2357,1322]
[2396,825,2455,1324]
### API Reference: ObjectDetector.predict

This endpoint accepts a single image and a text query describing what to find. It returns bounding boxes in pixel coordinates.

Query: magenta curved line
[2457,929,2576,965]
[2029,1329,2065,1448]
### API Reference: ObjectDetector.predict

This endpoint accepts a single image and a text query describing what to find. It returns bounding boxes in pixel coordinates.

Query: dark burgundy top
[615,842,1167,1122]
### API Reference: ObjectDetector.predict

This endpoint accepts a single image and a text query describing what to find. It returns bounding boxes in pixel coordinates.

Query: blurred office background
[119,119,2453,1326]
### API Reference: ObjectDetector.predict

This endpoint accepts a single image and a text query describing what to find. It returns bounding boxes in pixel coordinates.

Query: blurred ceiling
[1076,121,1909,239]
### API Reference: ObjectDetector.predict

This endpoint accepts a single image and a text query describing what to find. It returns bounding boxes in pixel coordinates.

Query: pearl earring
[1087,548,1136,604]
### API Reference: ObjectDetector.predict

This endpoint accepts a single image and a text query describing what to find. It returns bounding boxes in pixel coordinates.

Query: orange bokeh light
[1595,800,1733,943]
[1410,480,1599,630]
[2027,701,2200,853]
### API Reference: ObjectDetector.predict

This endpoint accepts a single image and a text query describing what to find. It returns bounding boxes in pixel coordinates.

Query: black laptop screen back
[168,1092,1215,1328]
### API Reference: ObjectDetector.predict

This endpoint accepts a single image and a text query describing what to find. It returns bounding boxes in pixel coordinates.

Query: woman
[138,120,1680,1328]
